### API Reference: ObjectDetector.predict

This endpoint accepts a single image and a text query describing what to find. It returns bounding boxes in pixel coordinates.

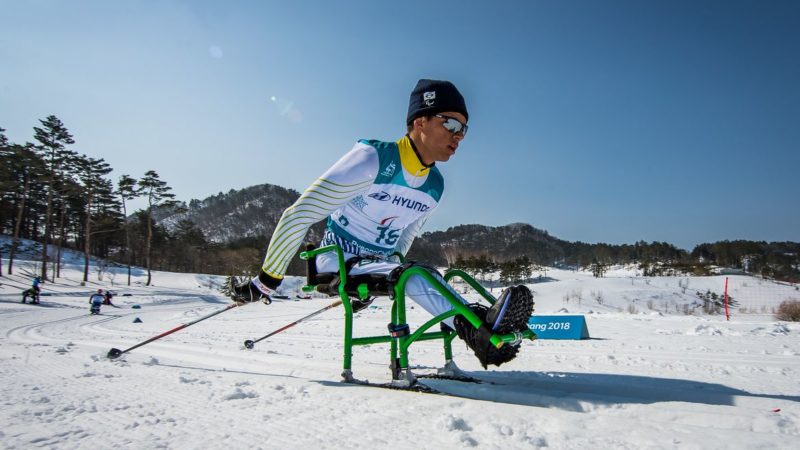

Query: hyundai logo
[368,191,391,201]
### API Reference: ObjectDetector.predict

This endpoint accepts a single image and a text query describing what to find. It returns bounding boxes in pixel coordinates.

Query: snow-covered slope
[1,249,798,449]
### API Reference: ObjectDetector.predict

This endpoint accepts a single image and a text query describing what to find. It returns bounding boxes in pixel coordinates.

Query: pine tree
[33,116,75,281]
[517,255,533,281]
[9,145,47,271]
[75,155,113,282]
[52,151,80,278]
[88,177,122,274]
[117,174,139,286]
[0,127,7,276]
[138,170,179,286]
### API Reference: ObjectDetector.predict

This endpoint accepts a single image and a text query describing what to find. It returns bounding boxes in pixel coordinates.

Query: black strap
[344,256,365,273]
[326,256,366,288]
[386,261,441,285]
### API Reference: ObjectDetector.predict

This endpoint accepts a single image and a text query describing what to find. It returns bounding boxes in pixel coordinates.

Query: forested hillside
[3,118,798,282]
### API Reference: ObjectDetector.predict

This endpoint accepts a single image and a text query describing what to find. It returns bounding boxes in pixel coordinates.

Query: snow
[1,245,798,449]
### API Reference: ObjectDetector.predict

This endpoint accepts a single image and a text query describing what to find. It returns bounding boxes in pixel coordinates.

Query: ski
[346,378,442,394]
[413,360,493,385]
[417,372,489,384]
[339,370,489,396]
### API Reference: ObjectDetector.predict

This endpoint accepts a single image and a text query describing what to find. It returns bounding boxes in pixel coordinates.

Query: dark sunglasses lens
[443,118,467,135]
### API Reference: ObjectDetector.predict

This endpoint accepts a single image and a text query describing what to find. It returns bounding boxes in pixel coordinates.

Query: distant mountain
[408,223,567,266]
[156,183,325,245]
[154,185,564,266]
[153,184,714,275]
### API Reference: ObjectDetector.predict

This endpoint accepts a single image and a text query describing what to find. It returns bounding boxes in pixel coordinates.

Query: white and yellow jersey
[261,135,444,280]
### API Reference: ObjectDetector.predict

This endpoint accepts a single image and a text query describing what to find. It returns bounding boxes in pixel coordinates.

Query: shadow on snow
[416,370,800,410]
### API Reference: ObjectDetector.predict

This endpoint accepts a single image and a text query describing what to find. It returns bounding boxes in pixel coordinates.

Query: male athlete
[232,79,533,368]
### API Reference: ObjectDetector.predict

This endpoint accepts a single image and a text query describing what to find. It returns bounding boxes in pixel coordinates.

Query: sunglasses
[433,114,468,137]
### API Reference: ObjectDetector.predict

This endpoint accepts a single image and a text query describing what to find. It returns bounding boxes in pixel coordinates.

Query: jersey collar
[398,135,433,176]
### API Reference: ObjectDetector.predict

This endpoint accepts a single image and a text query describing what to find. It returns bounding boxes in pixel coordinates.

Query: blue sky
[2,0,798,250]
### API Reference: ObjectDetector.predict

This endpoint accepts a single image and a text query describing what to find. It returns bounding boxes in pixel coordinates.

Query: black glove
[231,272,279,305]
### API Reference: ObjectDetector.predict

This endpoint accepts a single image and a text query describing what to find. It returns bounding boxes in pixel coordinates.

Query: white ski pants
[316,251,468,328]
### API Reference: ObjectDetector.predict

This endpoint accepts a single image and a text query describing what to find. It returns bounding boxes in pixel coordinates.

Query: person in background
[89,289,104,315]
[22,276,42,304]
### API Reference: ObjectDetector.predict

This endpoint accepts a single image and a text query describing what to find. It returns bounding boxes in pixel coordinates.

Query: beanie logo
[423,91,436,106]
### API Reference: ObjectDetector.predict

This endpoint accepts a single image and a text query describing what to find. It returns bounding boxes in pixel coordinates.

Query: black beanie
[406,79,468,125]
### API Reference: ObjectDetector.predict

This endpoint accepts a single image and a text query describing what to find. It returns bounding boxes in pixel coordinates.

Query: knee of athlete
[403,274,438,297]
[404,273,464,301]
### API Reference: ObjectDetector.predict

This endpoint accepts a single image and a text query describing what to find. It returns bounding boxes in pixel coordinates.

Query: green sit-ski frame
[300,244,537,387]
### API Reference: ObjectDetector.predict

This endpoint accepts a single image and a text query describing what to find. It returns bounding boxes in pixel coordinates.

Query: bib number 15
[376,226,400,245]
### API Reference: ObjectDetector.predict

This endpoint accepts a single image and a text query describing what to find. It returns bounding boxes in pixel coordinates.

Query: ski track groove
[2,323,344,448]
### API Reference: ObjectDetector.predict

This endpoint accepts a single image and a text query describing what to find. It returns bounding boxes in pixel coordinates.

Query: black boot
[486,285,535,333]
[453,305,517,369]
[454,286,534,369]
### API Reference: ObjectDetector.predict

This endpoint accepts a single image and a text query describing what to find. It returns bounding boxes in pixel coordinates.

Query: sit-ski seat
[304,243,392,299]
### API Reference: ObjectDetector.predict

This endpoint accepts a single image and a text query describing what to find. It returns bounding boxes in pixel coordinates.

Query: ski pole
[107,303,240,359]
[244,299,343,349]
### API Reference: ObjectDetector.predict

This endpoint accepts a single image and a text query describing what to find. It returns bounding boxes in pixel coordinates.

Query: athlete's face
[414,111,467,165]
